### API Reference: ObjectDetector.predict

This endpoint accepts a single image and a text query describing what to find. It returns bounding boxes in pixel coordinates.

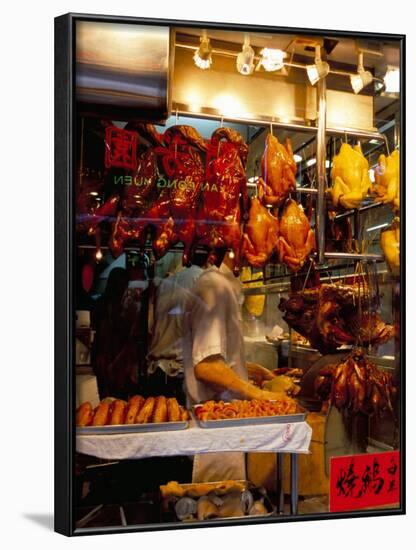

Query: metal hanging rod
[172,106,385,142]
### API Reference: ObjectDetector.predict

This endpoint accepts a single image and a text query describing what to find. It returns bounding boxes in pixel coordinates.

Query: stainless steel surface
[193,405,307,429]
[76,420,189,435]
[174,107,384,141]
[290,453,299,514]
[316,74,327,264]
[323,251,384,261]
[76,21,170,121]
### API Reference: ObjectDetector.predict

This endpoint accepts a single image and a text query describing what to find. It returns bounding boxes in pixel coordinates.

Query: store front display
[54,13,404,536]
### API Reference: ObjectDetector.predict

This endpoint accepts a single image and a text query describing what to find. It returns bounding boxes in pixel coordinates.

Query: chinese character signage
[105,127,138,170]
[330,451,400,512]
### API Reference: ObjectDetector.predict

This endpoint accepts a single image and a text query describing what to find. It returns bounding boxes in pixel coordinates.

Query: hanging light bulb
[95,248,103,261]
[350,51,373,94]
[237,35,255,75]
[306,45,330,85]
[383,66,400,93]
[260,48,286,72]
[193,30,212,70]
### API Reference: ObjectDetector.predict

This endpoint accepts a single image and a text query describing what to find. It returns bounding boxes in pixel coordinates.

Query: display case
[55,13,404,536]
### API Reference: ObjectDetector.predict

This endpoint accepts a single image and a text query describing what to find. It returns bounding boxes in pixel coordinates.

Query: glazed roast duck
[109,122,164,257]
[196,127,249,274]
[279,282,394,354]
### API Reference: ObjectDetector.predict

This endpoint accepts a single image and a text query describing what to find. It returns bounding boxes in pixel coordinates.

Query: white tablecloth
[76,420,312,460]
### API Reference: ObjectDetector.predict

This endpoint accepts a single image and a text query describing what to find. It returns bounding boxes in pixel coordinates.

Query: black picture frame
[54,12,406,536]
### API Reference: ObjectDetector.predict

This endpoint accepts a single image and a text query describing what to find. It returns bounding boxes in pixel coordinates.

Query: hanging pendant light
[306,45,329,85]
[350,51,373,94]
[193,30,212,70]
[237,35,255,75]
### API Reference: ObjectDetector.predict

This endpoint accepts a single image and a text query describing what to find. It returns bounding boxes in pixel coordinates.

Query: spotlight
[383,66,400,93]
[350,51,373,94]
[293,154,303,163]
[193,31,212,70]
[306,46,329,85]
[237,35,255,75]
[260,48,286,72]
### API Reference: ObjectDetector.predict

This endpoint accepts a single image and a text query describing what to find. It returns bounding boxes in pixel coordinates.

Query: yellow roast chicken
[330,143,371,209]
[240,266,265,318]
[372,149,400,211]
[380,217,400,276]
[277,199,315,271]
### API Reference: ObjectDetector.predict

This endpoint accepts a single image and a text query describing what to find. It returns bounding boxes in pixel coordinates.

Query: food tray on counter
[76,420,189,435]
[193,404,307,429]
[160,480,276,522]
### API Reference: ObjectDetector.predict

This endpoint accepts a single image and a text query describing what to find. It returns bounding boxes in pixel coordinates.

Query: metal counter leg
[290,453,299,515]
[276,453,284,514]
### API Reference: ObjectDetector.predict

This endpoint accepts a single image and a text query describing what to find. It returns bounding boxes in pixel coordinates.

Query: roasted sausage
[126,395,145,424]
[135,397,155,424]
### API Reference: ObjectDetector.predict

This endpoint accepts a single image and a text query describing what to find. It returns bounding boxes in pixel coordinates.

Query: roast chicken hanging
[380,217,400,276]
[277,199,315,271]
[259,133,297,206]
[242,184,279,268]
[329,143,371,209]
[372,149,400,211]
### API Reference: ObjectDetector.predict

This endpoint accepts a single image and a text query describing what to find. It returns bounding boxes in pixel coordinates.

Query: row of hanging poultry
[76,119,400,276]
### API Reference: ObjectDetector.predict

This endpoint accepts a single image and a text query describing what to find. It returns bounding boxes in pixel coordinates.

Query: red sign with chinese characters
[105,127,138,170]
[329,451,400,512]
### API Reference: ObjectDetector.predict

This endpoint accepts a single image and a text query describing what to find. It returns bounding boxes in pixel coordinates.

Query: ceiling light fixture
[350,51,373,94]
[306,45,329,85]
[383,66,400,93]
[193,30,212,70]
[237,35,255,76]
[293,154,303,163]
[260,48,286,72]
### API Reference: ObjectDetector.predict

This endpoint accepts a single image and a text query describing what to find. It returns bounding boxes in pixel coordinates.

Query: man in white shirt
[183,253,284,481]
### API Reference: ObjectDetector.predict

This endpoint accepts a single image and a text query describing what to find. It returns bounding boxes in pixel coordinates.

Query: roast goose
[279,283,394,354]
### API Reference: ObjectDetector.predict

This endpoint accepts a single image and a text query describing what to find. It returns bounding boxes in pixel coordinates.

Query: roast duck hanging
[279,282,394,354]
[196,127,249,274]
[329,143,372,210]
[258,133,297,207]
[315,348,397,416]
[109,122,164,257]
[148,125,207,265]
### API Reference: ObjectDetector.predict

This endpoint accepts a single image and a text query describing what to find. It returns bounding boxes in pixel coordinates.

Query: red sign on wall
[329,451,400,512]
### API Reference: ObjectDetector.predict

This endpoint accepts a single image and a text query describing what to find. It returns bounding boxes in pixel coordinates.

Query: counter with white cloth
[76,419,312,514]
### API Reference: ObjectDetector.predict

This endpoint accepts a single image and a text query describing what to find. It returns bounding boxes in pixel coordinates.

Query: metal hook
[270,121,273,135]
[220,115,224,128]
[175,108,179,125]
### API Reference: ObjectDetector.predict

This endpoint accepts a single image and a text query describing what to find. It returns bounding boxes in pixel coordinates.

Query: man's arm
[194,356,291,401]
